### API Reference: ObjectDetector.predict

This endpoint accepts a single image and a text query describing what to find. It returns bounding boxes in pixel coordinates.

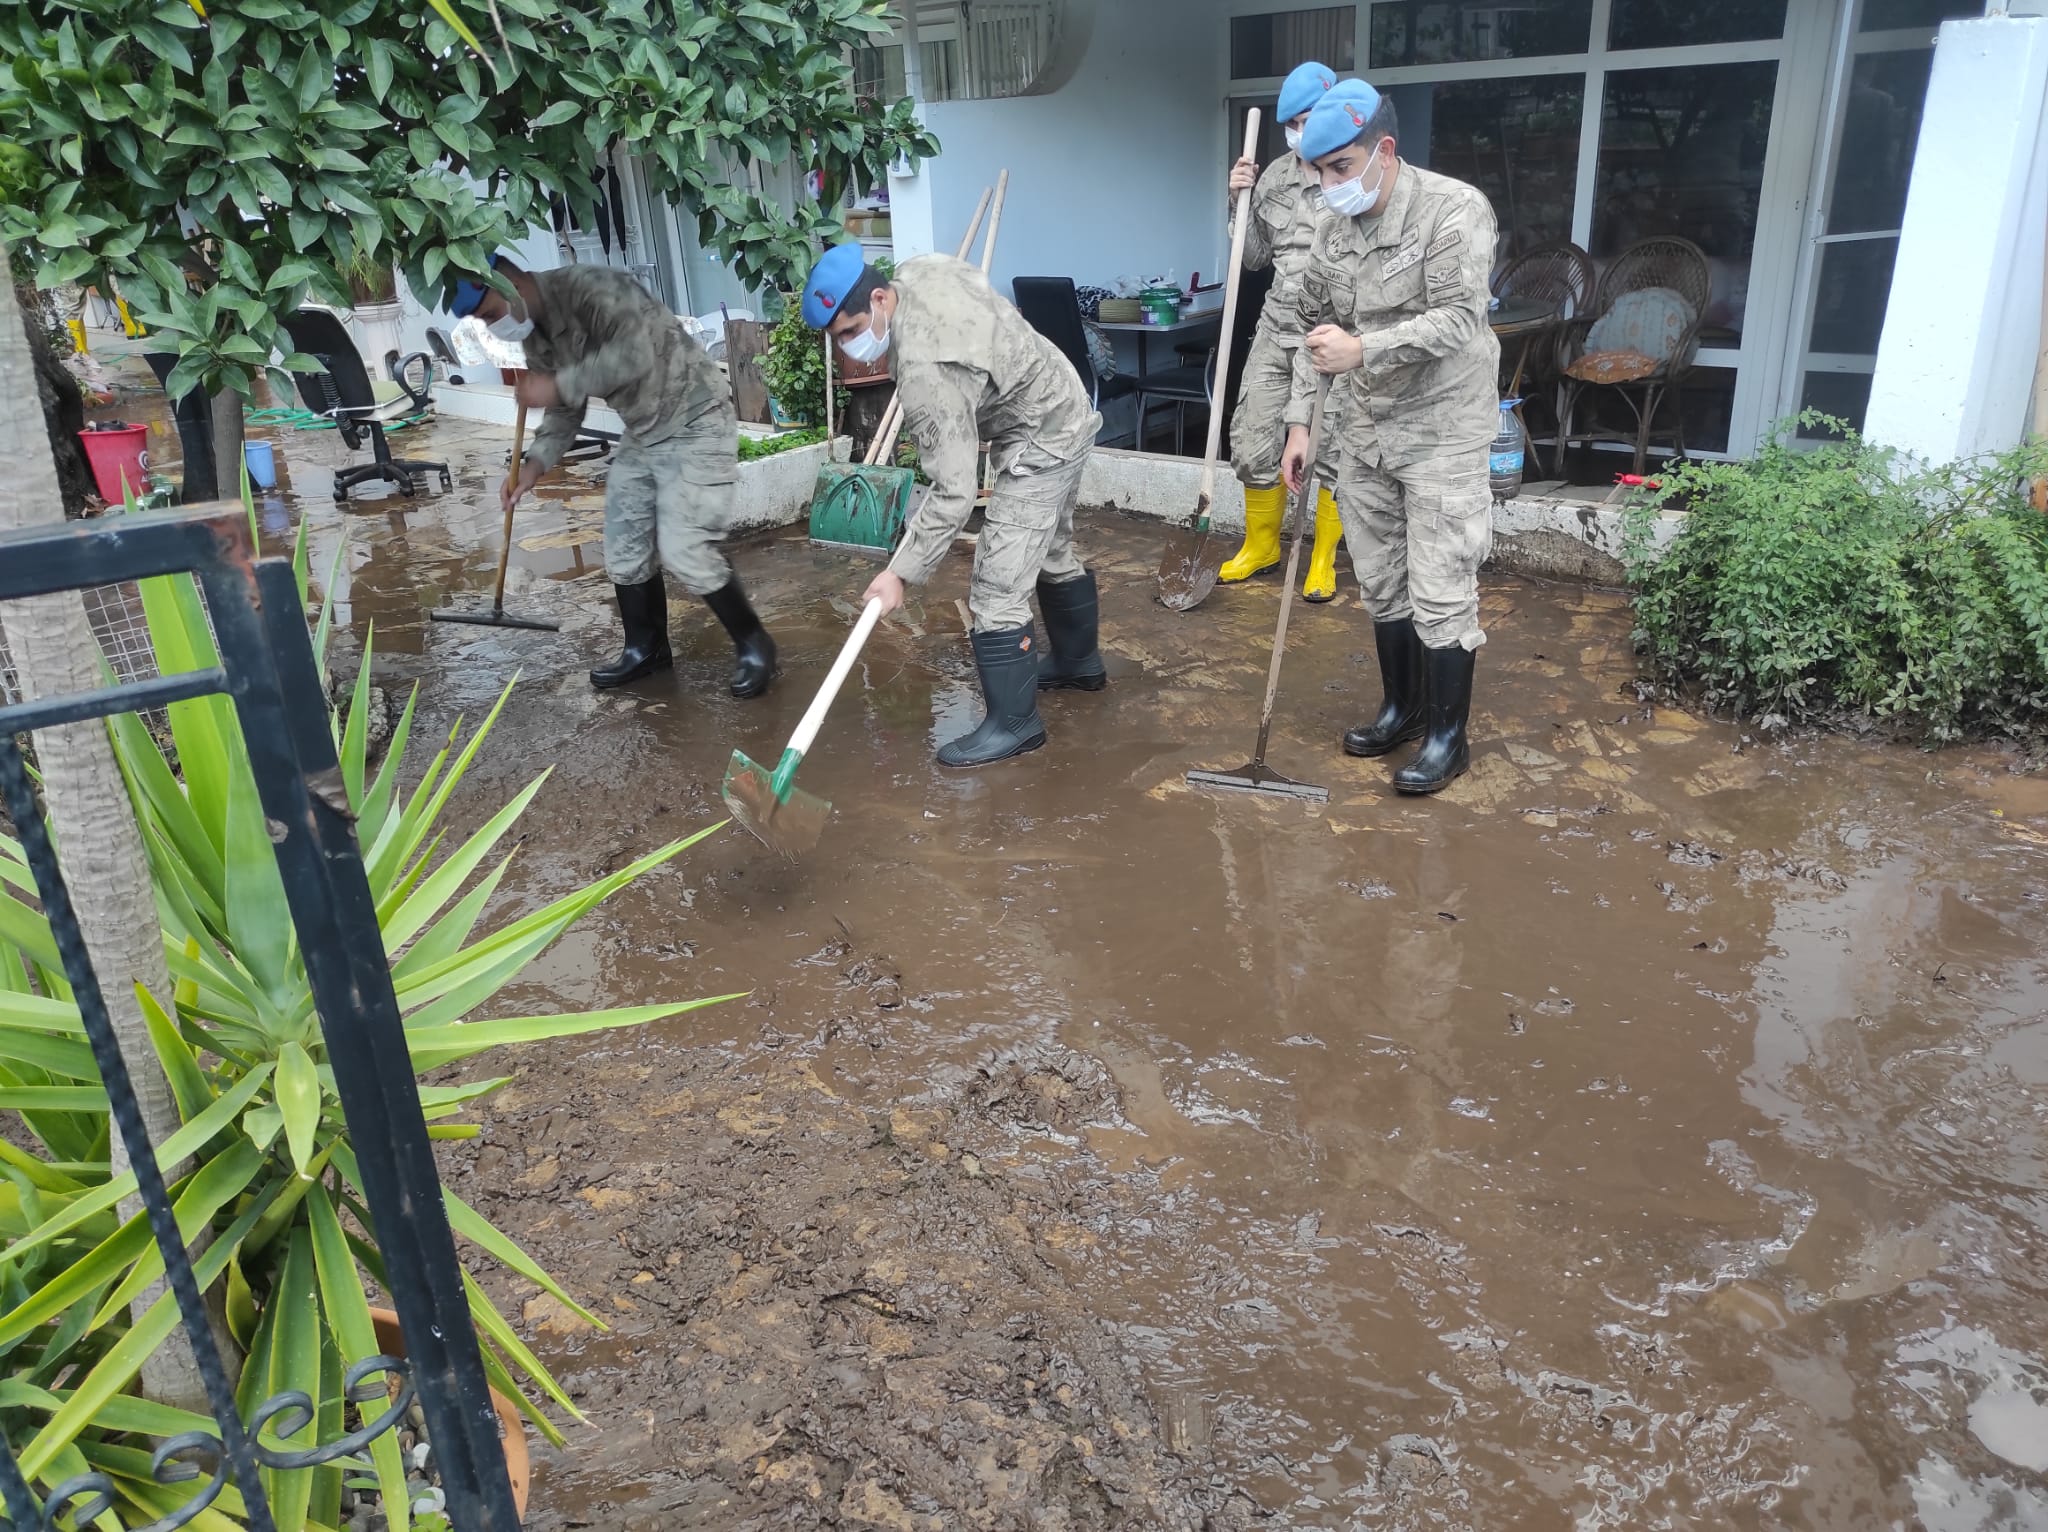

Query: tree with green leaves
[0,0,937,481]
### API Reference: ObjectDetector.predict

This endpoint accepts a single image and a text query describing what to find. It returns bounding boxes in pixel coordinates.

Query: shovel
[1157,108,1262,614]
[430,402,561,633]
[1186,374,1332,804]
[723,596,886,857]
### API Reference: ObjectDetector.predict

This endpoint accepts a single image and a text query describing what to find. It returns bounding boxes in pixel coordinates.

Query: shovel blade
[722,749,832,858]
[1156,526,1224,612]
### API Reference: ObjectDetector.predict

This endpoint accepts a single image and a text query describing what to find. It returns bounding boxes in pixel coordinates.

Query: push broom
[430,402,561,633]
[1186,373,1332,804]
[722,596,886,857]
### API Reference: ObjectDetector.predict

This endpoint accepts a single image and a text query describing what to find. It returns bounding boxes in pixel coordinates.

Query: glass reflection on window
[1368,0,1592,68]
[1387,77,1587,258]
[1592,62,1778,341]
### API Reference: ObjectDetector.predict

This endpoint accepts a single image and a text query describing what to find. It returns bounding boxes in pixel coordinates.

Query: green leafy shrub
[1625,415,2048,740]
[0,490,732,1527]
[738,428,823,463]
[761,302,846,431]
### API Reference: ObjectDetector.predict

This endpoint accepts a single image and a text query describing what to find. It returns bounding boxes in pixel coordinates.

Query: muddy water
[207,410,2048,1527]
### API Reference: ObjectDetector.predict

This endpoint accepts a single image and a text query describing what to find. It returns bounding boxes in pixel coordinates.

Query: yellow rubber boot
[1219,484,1286,583]
[1302,487,1342,603]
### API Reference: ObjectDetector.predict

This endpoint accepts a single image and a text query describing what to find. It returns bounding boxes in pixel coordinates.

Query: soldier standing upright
[1218,60,1346,603]
[1283,83,1501,794]
[800,246,1106,769]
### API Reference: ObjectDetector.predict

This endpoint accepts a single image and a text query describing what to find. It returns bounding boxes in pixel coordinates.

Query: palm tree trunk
[0,254,211,1412]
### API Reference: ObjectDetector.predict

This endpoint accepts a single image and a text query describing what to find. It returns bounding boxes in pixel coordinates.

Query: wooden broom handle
[1196,110,1262,513]
[493,402,526,614]
[865,176,1008,466]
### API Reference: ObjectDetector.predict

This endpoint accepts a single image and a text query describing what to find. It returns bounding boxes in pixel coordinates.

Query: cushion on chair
[1570,286,1696,383]
[1564,349,1662,384]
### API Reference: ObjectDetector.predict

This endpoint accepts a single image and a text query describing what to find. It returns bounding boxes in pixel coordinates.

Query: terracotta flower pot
[368,1307,531,1514]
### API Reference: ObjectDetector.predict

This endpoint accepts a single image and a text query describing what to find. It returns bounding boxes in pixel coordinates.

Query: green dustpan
[808,463,916,552]
[722,596,886,857]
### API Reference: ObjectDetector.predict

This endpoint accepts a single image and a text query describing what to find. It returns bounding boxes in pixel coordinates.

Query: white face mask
[1323,140,1389,217]
[487,307,534,343]
[1285,125,1304,152]
[838,311,889,365]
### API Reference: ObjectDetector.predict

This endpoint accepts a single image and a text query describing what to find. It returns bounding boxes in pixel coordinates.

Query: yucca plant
[0,495,732,1529]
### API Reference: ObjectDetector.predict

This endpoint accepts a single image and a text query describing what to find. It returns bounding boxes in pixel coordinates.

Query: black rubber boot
[703,577,777,700]
[1343,619,1427,757]
[589,576,672,689]
[937,625,1048,768]
[1035,572,1107,693]
[1393,644,1476,795]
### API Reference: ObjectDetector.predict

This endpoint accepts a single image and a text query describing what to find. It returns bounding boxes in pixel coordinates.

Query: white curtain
[1270,6,1354,73]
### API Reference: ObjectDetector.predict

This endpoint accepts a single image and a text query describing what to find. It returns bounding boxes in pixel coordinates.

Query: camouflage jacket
[1287,163,1502,466]
[884,255,1102,587]
[1231,154,1326,344]
[523,265,732,472]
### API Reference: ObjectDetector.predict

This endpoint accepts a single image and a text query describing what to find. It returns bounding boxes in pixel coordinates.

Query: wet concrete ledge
[1077,445,1685,587]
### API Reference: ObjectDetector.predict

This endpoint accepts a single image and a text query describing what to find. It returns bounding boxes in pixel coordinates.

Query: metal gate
[0,507,520,1530]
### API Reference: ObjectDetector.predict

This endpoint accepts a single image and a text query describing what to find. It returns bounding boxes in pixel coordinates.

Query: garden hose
[245,406,431,433]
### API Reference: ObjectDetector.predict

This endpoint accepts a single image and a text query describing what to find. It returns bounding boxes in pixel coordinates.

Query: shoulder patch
[1425,228,1464,259]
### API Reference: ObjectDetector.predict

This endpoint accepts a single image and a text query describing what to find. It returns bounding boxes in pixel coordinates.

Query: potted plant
[762,297,827,430]
[0,492,732,1529]
[342,246,405,383]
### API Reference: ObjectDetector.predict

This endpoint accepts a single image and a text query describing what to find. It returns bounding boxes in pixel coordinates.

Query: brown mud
[145,407,2048,1526]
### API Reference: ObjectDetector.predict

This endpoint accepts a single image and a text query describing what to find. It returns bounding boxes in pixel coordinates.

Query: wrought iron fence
[0,507,520,1530]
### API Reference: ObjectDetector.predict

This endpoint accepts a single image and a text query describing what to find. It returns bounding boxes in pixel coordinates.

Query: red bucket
[79,423,149,503]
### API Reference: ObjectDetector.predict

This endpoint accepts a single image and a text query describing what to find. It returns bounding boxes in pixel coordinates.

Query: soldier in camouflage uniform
[800,244,1105,769]
[1282,84,1501,794]
[453,255,776,699]
[1221,60,1346,602]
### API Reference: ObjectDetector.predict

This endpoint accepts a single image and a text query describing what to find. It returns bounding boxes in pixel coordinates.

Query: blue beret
[802,242,869,330]
[449,251,504,319]
[1276,61,1337,125]
[1301,80,1384,162]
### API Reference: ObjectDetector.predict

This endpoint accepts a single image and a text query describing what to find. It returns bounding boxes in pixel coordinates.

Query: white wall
[893,0,1232,298]
[1860,14,2048,464]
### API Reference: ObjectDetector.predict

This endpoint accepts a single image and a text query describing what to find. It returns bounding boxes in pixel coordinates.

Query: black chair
[1011,277,1137,437]
[142,352,218,501]
[280,308,451,503]
[1134,355,1214,455]
[424,325,469,386]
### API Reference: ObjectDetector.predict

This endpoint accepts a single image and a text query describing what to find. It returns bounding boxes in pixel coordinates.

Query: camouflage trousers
[1337,445,1492,650]
[969,447,1089,631]
[1230,327,1340,488]
[602,423,738,597]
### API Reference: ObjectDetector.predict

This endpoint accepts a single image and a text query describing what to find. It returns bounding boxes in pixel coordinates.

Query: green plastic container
[808,463,916,552]
[1140,287,1182,326]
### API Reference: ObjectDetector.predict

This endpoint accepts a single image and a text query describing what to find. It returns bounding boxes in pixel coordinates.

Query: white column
[1864,14,2048,464]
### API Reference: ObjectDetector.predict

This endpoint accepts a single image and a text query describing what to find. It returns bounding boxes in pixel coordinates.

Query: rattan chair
[1491,243,1594,449]
[1552,236,1711,476]
[1493,242,1596,322]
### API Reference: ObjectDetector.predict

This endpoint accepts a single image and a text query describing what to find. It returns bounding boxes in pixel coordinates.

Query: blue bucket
[243,439,277,490]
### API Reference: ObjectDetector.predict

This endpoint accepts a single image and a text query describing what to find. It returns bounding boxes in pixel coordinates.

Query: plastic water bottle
[1489,398,1525,501]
